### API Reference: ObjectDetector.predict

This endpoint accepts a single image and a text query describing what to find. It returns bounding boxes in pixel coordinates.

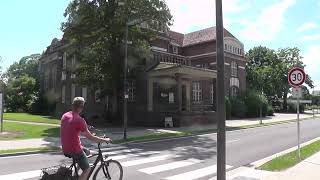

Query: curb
[250,137,320,168]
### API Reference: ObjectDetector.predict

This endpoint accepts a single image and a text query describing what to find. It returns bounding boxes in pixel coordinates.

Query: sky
[0,0,320,89]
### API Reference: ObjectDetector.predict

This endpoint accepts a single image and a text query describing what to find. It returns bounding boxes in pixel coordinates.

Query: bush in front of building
[287,102,305,113]
[244,90,269,118]
[30,93,56,115]
[267,104,274,116]
[230,97,247,118]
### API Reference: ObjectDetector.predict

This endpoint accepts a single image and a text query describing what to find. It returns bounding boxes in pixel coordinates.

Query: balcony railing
[152,50,191,66]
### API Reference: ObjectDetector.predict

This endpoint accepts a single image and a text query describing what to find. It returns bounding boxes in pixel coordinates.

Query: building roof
[168,27,237,47]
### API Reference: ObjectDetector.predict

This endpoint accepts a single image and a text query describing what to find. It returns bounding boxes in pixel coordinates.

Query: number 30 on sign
[288,67,306,87]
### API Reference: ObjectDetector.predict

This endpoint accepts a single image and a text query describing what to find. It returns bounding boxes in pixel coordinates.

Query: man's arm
[82,129,111,144]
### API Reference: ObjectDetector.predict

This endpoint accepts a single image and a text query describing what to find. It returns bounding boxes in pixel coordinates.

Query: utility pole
[123,23,129,140]
[216,0,226,179]
[0,92,3,133]
[313,87,315,118]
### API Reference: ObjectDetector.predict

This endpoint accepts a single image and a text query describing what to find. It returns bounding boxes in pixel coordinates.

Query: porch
[146,62,217,126]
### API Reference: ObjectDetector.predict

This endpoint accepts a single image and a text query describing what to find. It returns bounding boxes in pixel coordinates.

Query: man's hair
[72,97,85,109]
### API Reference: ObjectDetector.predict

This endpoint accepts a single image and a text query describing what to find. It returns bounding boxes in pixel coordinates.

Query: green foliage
[30,93,56,115]
[61,0,172,92]
[244,90,268,118]
[6,75,37,112]
[267,104,274,116]
[61,0,172,117]
[6,54,41,82]
[230,97,247,118]
[246,47,314,111]
[287,103,305,113]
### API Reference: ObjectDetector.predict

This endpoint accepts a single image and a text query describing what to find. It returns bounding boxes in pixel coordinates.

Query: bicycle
[67,140,124,180]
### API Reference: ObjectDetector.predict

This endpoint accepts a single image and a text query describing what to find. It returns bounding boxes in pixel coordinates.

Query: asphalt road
[1,118,320,180]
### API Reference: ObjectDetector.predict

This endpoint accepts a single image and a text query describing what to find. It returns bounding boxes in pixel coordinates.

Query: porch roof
[148,62,217,79]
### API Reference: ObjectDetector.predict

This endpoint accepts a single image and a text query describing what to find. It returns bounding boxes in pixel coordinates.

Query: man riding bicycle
[61,97,111,180]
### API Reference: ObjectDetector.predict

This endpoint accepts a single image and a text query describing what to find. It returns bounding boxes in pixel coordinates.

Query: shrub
[287,103,305,113]
[267,105,274,116]
[230,97,247,118]
[244,90,269,118]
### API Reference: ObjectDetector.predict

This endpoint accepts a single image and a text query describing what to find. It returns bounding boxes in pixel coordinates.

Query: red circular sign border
[288,67,306,87]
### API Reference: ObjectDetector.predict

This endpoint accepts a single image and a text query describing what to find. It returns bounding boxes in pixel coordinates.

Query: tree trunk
[283,91,288,112]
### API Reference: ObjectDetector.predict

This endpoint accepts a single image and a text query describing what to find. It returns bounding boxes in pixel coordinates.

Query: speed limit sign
[288,67,306,87]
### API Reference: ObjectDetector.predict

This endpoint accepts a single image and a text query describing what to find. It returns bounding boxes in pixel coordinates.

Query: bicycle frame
[70,143,107,180]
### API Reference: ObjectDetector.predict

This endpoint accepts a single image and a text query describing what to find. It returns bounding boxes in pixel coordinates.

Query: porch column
[177,74,182,112]
[147,78,154,112]
[186,81,191,112]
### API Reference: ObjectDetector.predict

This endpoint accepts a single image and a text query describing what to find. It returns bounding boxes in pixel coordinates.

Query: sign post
[0,92,3,133]
[288,67,306,160]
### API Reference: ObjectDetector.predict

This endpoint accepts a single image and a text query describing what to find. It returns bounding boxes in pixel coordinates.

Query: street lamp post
[216,0,226,179]
[123,23,129,140]
[313,87,315,118]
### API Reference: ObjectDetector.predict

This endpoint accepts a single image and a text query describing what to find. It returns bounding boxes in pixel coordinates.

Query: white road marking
[122,155,171,167]
[139,159,202,174]
[104,148,142,155]
[99,146,128,151]
[0,170,41,180]
[110,151,159,160]
[165,165,232,180]
[227,139,240,143]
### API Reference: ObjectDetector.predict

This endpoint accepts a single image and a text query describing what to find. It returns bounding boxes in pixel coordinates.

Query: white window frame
[172,46,178,54]
[192,82,202,103]
[128,81,136,102]
[231,61,238,77]
[231,86,239,97]
[61,85,66,104]
[62,71,66,81]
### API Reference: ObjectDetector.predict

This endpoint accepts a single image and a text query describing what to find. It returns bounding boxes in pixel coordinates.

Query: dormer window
[172,46,178,54]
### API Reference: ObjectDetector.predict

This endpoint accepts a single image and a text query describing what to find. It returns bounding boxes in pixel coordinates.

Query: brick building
[39,27,246,127]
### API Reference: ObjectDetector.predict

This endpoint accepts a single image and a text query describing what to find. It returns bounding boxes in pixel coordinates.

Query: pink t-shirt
[60,111,88,154]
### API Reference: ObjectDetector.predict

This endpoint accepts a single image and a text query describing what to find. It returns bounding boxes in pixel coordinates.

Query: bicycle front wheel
[93,160,123,180]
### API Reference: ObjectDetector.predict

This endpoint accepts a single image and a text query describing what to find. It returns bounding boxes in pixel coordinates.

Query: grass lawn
[4,113,60,124]
[0,121,60,140]
[0,147,60,155]
[259,140,320,171]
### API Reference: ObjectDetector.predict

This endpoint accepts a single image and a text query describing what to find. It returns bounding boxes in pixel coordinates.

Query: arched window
[231,61,238,77]
[230,86,239,97]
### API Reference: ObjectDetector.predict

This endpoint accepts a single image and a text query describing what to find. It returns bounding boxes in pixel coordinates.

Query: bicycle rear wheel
[93,160,123,180]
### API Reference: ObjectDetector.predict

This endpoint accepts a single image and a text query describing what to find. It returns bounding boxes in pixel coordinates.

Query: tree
[6,54,41,85]
[6,75,37,112]
[61,0,172,118]
[246,47,314,111]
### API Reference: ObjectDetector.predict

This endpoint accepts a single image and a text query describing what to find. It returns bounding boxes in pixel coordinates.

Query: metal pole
[216,0,226,179]
[313,87,315,118]
[0,92,3,132]
[123,23,128,140]
[297,92,301,160]
[260,89,263,124]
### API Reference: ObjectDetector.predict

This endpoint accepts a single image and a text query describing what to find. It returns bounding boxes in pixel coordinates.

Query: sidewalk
[227,151,320,180]
[226,113,316,127]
